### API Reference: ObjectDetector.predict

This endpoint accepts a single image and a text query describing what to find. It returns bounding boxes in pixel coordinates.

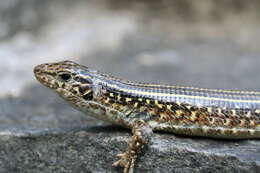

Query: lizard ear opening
[82,90,93,100]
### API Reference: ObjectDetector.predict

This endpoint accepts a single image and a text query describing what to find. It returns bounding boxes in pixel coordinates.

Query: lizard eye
[59,73,71,81]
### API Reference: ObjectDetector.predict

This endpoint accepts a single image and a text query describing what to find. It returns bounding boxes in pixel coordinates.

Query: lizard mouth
[34,63,58,89]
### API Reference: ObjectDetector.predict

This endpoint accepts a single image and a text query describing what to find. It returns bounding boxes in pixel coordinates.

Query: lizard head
[34,60,96,101]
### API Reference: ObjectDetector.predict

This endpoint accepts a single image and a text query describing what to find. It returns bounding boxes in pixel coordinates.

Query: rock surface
[1,126,260,173]
[0,0,260,173]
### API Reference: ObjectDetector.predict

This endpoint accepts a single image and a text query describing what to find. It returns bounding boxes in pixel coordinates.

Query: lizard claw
[112,160,121,167]
[112,151,135,173]
[112,153,128,167]
[112,152,129,167]
[116,153,125,158]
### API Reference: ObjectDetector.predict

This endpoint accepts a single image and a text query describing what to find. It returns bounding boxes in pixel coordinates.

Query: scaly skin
[34,61,260,172]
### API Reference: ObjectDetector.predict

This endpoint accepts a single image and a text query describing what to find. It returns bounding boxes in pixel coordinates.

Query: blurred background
[0,1,260,172]
[1,0,260,129]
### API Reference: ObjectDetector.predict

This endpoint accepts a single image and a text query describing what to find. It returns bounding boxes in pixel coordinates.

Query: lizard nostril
[33,65,42,74]
[33,66,40,74]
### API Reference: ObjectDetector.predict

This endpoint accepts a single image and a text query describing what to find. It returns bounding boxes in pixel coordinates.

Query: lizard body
[34,61,260,172]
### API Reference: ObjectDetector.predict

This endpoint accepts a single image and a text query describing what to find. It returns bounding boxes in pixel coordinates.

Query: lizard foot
[112,119,153,173]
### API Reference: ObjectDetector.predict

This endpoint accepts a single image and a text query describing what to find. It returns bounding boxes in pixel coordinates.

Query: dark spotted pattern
[101,88,260,131]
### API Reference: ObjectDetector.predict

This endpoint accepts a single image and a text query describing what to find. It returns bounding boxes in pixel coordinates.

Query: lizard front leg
[112,119,153,173]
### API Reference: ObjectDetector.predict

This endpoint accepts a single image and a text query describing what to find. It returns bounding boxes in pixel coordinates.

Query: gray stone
[0,121,259,173]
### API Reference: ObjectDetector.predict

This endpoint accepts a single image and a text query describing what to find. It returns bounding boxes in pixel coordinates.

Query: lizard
[34,60,260,173]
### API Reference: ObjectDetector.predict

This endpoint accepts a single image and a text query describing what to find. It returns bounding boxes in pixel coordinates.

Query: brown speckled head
[34,61,76,88]
[34,60,95,101]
